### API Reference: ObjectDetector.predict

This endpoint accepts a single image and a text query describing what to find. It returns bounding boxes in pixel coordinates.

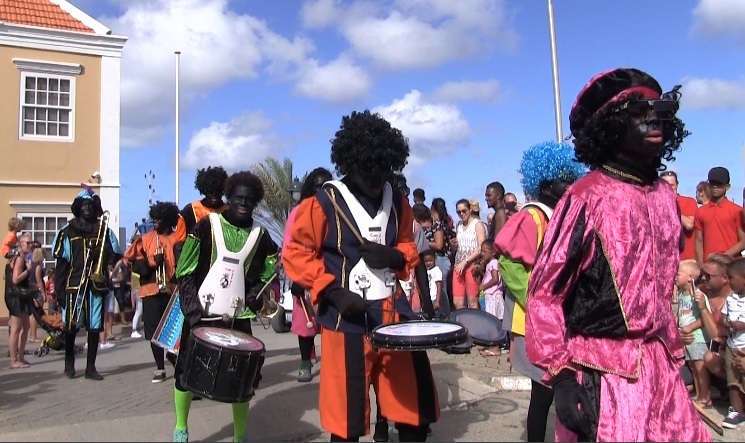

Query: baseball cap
[707,167,730,184]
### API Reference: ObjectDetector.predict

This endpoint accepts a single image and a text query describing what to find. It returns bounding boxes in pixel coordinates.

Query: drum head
[191,327,265,353]
[449,308,507,347]
[371,320,468,350]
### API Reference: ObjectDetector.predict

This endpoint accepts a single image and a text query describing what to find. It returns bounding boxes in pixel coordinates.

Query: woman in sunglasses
[452,199,486,309]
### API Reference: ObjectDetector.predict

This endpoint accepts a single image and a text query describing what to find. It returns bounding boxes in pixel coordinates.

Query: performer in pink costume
[283,167,333,383]
[525,68,711,442]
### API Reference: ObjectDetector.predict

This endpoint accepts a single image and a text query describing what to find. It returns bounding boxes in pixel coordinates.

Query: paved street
[0,322,741,442]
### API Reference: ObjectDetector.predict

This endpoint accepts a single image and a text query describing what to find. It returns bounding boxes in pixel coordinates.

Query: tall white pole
[175,50,181,207]
[547,0,564,142]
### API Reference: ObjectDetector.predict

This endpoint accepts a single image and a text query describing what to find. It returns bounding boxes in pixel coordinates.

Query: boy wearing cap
[525,68,710,441]
[694,167,745,265]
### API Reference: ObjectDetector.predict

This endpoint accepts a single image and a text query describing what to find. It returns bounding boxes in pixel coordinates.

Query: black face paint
[351,173,385,198]
[153,219,170,235]
[226,185,256,226]
[621,105,664,162]
[312,176,328,195]
[539,179,573,208]
[80,200,97,223]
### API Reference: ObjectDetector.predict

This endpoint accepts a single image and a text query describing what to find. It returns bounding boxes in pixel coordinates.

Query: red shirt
[676,194,698,260]
[694,197,744,260]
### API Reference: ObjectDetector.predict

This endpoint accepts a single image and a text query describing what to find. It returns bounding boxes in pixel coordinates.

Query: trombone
[155,235,167,292]
[71,211,109,327]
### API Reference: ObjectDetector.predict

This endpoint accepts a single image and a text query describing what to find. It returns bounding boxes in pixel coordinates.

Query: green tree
[251,157,302,243]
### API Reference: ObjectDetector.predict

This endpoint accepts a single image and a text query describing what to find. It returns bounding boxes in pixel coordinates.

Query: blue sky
[72,0,745,235]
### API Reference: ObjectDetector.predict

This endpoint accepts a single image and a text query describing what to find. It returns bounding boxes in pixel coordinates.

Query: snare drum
[182,326,265,403]
[370,320,468,351]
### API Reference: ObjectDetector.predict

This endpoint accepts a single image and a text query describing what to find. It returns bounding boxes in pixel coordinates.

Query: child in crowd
[477,240,504,357]
[676,259,711,407]
[2,217,23,258]
[421,250,443,318]
[722,259,745,429]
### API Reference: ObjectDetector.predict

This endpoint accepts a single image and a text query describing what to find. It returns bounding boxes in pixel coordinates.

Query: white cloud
[294,56,372,103]
[691,0,745,41]
[300,0,343,29]
[431,79,502,104]
[182,111,281,171]
[680,76,745,110]
[373,90,471,166]
[100,0,314,147]
[304,0,517,71]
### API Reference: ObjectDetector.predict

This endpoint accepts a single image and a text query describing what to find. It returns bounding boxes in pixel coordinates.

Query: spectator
[412,188,426,205]
[27,245,47,343]
[477,240,503,357]
[721,259,745,428]
[504,192,519,218]
[6,233,32,369]
[697,181,712,206]
[694,167,745,265]
[484,182,507,241]
[452,199,486,309]
[429,197,454,317]
[676,259,711,408]
[2,217,23,259]
[661,171,697,260]
[421,250,443,317]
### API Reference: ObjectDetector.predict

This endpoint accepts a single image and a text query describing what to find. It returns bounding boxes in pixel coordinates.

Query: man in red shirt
[660,170,697,260]
[694,167,745,265]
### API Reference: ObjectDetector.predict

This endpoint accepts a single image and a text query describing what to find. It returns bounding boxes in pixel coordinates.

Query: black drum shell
[449,308,507,347]
[183,328,265,403]
[370,320,469,351]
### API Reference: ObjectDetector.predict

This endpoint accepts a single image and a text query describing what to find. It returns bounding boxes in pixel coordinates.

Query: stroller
[30,303,83,357]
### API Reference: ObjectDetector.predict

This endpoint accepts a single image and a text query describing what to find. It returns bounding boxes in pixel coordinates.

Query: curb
[465,372,532,391]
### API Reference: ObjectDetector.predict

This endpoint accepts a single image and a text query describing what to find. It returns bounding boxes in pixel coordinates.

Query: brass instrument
[155,235,168,292]
[71,211,110,325]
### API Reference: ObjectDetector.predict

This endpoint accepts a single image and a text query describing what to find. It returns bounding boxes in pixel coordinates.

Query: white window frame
[14,58,81,142]
[17,212,73,269]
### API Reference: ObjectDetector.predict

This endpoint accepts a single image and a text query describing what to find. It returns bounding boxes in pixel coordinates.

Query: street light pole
[547,0,564,142]
[175,50,181,207]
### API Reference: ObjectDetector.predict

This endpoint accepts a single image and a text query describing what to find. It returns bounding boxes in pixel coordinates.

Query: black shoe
[427,426,433,436]
[64,362,76,379]
[373,420,389,442]
[84,368,104,380]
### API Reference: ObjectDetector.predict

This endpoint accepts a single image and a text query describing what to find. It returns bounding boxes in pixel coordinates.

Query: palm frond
[251,157,297,246]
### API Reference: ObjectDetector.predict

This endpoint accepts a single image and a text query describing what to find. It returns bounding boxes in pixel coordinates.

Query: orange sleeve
[173,215,187,243]
[124,236,143,263]
[281,197,337,305]
[394,195,419,280]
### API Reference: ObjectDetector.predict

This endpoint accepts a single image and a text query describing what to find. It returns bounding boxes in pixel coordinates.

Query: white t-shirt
[427,265,442,301]
[722,292,745,349]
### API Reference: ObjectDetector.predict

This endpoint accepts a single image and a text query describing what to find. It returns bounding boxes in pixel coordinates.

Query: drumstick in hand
[298,293,314,329]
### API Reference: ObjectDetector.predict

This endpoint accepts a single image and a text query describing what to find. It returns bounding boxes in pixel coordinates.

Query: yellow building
[0,0,127,322]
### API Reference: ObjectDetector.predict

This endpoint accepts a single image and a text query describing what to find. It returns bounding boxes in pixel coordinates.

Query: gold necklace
[601,164,643,184]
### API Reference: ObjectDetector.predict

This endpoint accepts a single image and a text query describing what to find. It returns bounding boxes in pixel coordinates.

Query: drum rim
[370,320,469,349]
[191,326,266,352]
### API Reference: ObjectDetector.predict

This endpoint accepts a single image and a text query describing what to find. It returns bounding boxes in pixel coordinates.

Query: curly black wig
[388,171,410,197]
[149,201,180,228]
[224,171,265,203]
[300,167,333,201]
[330,110,409,178]
[194,166,228,197]
[71,193,103,218]
[569,68,689,171]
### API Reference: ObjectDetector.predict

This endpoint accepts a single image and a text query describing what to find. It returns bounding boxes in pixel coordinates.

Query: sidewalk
[427,346,532,391]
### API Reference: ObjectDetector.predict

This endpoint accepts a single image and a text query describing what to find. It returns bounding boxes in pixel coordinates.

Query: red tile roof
[0,0,94,33]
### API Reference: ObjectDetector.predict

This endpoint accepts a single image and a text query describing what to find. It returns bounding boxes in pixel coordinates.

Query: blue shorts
[62,290,104,332]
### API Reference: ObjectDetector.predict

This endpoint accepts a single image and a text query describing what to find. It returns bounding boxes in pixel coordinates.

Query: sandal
[480,348,501,358]
[694,399,713,409]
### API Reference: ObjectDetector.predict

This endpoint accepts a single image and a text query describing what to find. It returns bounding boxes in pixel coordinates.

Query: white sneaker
[131,331,143,339]
[99,341,116,350]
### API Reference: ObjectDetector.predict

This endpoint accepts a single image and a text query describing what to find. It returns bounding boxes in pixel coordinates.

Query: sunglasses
[456,209,469,215]
[660,171,677,178]
[616,98,679,120]
[701,271,723,280]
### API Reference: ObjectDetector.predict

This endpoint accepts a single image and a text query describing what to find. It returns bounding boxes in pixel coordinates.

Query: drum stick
[298,293,314,329]
[323,190,365,245]
[693,400,724,436]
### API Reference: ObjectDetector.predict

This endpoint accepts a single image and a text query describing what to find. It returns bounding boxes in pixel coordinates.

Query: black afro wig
[330,110,409,179]
[194,166,228,198]
[149,201,180,229]
[300,167,333,201]
[224,171,265,203]
[71,194,103,218]
[569,68,689,171]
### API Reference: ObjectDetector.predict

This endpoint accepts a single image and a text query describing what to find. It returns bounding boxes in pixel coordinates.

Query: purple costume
[526,170,711,441]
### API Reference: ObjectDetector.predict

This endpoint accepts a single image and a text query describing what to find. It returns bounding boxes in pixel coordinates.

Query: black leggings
[527,380,554,442]
[142,293,170,370]
[299,335,314,361]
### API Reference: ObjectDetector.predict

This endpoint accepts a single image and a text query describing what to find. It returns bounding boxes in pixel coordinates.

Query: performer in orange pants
[283,110,439,441]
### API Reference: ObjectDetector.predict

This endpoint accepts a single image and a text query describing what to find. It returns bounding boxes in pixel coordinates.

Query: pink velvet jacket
[526,170,683,382]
